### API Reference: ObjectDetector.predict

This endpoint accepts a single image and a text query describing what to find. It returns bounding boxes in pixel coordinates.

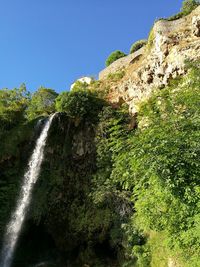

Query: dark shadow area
[12,221,59,267]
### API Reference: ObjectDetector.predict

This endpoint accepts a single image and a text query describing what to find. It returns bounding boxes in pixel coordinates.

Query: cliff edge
[99,6,200,114]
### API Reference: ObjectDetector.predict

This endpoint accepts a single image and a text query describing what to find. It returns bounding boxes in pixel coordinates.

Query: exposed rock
[99,6,200,114]
[99,47,145,79]
[192,16,200,36]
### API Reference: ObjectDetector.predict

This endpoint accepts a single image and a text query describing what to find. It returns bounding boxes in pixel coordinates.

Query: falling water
[0,114,56,267]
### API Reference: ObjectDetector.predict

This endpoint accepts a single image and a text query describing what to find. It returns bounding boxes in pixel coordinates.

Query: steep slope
[99,6,200,114]
[0,4,200,267]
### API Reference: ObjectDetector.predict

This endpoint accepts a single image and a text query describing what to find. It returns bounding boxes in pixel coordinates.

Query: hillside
[98,6,200,114]
[0,2,200,267]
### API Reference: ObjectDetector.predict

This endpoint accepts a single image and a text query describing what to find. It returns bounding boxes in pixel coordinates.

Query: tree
[26,87,58,120]
[105,50,127,67]
[0,84,30,129]
[56,89,105,121]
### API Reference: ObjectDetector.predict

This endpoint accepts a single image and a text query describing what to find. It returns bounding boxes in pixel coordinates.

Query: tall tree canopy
[26,87,58,120]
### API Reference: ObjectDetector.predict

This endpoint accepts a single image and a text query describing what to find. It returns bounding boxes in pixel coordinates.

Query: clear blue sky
[0,0,183,93]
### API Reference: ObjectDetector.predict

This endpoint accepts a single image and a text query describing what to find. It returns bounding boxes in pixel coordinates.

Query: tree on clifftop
[105,50,127,67]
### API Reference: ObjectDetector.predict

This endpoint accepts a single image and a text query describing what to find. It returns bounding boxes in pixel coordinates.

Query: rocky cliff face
[1,114,124,267]
[100,6,200,114]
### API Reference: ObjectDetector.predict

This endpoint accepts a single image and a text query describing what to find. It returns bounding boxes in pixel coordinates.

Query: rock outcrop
[99,6,200,114]
[99,47,145,79]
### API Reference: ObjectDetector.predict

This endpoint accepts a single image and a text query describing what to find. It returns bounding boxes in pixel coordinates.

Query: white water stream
[0,114,56,267]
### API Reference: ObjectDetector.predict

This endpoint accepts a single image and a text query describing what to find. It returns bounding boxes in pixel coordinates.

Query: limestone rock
[192,16,200,36]
[99,6,200,114]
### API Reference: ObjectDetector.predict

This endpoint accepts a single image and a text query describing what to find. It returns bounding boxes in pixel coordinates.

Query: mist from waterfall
[0,114,56,267]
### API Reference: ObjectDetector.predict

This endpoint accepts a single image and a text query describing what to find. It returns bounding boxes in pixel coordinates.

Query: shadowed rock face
[0,113,123,267]
[99,6,200,114]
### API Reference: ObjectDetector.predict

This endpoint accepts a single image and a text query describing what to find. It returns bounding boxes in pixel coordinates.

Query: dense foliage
[130,40,147,54]
[105,50,127,67]
[0,84,30,132]
[182,0,199,14]
[132,62,200,266]
[71,80,90,91]
[55,89,105,122]
[0,30,200,266]
[1,0,200,264]
[26,87,58,120]
[94,62,200,266]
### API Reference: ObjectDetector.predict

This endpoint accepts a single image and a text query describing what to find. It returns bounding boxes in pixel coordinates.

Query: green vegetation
[93,61,200,266]
[105,50,127,67]
[1,0,200,265]
[55,89,105,122]
[1,62,200,266]
[146,28,155,52]
[107,70,125,81]
[0,84,30,132]
[153,0,199,22]
[71,80,90,91]
[26,87,58,120]
[182,0,199,14]
[130,40,147,54]
[0,7,200,262]
[167,0,199,21]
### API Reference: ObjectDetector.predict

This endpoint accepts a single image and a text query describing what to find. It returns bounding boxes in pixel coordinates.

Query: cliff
[0,113,131,267]
[99,6,200,114]
[0,4,200,267]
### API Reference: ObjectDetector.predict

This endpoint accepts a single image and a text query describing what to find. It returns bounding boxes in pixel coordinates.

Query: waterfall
[0,114,56,267]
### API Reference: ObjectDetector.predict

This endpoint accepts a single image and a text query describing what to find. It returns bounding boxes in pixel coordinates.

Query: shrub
[107,70,125,81]
[71,80,90,91]
[105,50,127,67]
[181,0,199,15]
[166,12,184,21]
[56,89,105,121]
[166,0,199,21]
[130,40,147,54]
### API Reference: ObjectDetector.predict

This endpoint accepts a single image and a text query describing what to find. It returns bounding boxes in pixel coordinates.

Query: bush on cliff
[182,0,199,15]
[105,50,127,67]
[130,39,147,54]
[71,80,90,91]
[56,89,105,121]
[167,0,199,21]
